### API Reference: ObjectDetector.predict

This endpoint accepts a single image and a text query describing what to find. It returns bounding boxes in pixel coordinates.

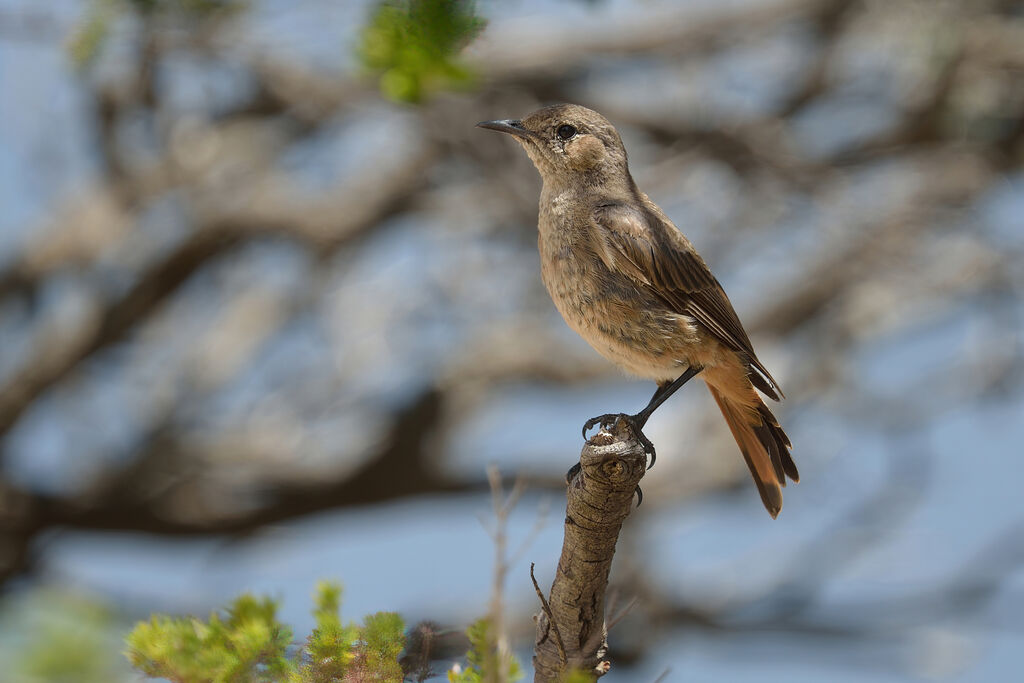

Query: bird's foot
[581,413,619,439]
[581,412,657,470]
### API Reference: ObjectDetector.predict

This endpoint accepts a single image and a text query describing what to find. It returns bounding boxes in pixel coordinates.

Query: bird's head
[477,104,629,185]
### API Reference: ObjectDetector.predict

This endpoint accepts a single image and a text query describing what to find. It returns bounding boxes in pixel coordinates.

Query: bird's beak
[476,119,531,140]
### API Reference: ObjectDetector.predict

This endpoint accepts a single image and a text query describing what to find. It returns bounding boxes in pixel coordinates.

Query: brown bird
[477,104,798,517]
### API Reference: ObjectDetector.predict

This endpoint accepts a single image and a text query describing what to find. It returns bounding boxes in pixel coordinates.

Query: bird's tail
[705,377,798,518]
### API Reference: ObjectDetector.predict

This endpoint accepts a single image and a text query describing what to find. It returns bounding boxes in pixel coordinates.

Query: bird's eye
[556,124,577,140]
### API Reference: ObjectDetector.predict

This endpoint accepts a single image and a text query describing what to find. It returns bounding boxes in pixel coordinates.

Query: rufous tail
[706,382,798,518]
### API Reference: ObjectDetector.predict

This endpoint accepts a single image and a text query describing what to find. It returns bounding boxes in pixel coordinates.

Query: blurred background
[1,0,1023,680]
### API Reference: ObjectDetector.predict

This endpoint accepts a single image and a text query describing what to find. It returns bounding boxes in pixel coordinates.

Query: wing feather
[593,202,783,400]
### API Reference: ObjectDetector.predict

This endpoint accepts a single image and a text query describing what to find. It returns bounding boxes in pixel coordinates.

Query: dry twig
[532,417,648,682]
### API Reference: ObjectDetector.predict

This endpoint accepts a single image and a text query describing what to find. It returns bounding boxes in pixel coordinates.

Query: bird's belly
[540,251,701,381]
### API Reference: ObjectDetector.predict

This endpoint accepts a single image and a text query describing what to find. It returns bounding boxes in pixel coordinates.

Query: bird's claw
[582,413,657,470]
[582,413,620,439]
[637,430,657,470]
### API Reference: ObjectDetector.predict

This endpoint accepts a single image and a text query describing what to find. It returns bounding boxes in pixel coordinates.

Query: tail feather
[759,401,799,482]
[754,420,785,483]
[707,384,797,518]
[748,368,780,402]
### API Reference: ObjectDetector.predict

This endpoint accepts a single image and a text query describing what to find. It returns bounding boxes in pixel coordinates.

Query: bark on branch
[533,418,647,682]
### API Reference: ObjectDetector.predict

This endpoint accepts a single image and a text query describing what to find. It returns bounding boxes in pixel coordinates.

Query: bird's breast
[536,220,701,381]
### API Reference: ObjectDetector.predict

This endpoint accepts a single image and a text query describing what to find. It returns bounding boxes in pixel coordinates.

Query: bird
[477,104,798,517]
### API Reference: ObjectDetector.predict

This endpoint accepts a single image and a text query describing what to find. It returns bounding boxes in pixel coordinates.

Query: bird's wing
[592,202,782,400]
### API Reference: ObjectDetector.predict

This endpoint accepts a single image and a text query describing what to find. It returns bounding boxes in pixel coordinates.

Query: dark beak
[476,119,531,140]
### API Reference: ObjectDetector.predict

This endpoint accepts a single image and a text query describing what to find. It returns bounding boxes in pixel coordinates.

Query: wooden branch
[0,229,239,439]
[533,418,647,682]
[0,139,433,442]
[471,0,830,81]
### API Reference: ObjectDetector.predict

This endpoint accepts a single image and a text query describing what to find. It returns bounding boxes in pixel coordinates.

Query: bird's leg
[582,365,704,470]
[634,365,704,428]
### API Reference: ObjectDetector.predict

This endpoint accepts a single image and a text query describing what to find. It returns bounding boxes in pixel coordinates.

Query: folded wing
[591,202,783,400]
